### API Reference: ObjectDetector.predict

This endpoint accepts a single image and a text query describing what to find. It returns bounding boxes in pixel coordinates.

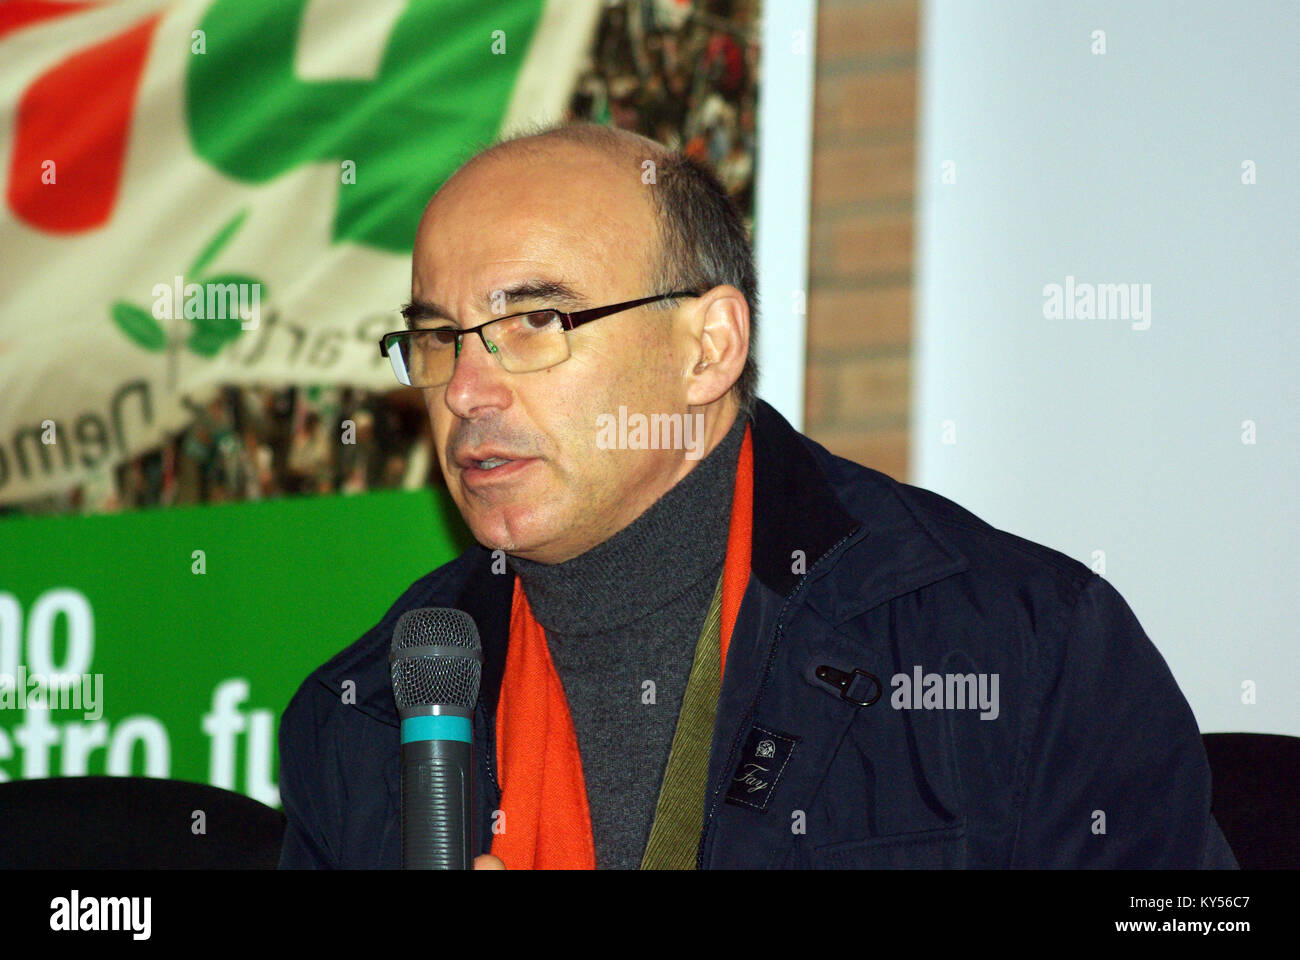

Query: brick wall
[804,0,918,481]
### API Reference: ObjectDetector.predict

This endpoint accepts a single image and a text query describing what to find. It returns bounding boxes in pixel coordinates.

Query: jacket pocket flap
[812,821,967,868]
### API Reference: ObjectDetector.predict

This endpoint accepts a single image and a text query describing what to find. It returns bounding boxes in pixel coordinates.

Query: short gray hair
[646,150,759,417]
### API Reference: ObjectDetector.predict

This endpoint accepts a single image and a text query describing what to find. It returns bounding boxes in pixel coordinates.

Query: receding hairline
[422,124,670,227]
[469,122,672,174]
[420,124,672,282]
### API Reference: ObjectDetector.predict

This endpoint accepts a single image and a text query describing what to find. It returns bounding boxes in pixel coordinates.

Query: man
[278,122,1236,869]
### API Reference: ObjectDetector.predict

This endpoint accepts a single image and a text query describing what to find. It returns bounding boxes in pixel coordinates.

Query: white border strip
[754,0,817,428]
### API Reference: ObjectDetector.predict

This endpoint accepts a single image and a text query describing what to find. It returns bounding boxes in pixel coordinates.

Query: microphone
[389,607,483,869]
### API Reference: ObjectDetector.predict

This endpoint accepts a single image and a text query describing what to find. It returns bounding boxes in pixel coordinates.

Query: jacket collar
[746,398,967,623]
[319,398,967,725]
[748,399,859,596]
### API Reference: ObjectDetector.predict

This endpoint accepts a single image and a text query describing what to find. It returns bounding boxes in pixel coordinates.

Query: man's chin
[465,508,554,560]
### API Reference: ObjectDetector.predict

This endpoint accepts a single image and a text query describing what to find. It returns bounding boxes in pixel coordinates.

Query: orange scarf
[490,423,753,869]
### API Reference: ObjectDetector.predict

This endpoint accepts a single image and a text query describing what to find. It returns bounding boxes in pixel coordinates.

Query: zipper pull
[815,664,882,706]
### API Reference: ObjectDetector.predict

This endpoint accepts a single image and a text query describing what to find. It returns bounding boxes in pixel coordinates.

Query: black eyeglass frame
[377,290,703,373]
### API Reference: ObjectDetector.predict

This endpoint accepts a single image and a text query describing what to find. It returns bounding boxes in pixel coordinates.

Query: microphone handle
[401,739,472,869]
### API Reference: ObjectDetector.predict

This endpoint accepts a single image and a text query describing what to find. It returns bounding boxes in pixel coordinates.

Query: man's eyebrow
[400,278,586,329]
[400,298,453,329]
[495,278,587,311]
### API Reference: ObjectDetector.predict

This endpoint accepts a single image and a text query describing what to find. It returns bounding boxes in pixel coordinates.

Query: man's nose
[443,330,511,417]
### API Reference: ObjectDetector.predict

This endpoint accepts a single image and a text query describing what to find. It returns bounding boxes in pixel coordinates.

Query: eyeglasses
[378,291,701,388]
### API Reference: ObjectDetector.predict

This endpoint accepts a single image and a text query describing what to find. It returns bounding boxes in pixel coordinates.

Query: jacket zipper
[694,526,863,869]
[476,695,501,853]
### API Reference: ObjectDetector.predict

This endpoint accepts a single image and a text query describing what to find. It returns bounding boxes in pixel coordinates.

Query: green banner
[1,0,595,503]
[0,489,471,806]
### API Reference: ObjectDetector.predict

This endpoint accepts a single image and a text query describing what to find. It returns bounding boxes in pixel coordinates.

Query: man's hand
[474,854,506,870]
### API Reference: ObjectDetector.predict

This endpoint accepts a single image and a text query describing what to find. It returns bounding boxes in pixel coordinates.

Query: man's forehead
[422,143,654,241]
[414,154,657,307]
[411,235,605,310]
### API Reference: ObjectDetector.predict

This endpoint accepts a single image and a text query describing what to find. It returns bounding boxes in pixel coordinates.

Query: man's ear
[682,285,749,407]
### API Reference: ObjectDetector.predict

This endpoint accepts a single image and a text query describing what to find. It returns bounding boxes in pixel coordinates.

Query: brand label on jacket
[725,724,799,811]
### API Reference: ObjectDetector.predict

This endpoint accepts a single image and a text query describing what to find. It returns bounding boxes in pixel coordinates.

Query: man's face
[410,146,693,564]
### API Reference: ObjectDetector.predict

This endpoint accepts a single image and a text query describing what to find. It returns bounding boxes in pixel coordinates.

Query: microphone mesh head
[390,608,481,711]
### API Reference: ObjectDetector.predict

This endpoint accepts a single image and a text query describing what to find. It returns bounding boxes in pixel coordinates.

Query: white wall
[914,0,1298,735]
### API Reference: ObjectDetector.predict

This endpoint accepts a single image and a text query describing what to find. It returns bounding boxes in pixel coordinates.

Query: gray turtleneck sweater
[507,412,747,869]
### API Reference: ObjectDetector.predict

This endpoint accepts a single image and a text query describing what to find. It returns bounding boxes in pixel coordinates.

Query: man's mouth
[453,448,537,484]
[459,454,536,487]
[454,448,519,470]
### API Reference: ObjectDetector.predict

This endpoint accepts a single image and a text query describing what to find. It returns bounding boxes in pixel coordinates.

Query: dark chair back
[0,776,285,869]
[1203,732,1300,869]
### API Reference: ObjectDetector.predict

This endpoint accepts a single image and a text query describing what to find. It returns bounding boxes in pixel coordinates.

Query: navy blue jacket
[278,399,1236,868]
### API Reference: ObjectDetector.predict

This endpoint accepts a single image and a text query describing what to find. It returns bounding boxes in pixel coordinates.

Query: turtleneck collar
[508,411,748,636]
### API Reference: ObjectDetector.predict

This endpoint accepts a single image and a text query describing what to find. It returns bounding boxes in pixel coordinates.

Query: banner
[0,487,471,802]
[0,0,601,503]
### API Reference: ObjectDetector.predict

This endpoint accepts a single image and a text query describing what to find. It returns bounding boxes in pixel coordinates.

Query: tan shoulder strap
[640,571,724,870]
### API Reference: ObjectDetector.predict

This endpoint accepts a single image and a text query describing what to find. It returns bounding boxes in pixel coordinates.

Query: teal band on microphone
[401,715,472,744]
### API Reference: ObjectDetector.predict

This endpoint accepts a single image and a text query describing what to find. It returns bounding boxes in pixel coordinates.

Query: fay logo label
[725,725,799,811]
